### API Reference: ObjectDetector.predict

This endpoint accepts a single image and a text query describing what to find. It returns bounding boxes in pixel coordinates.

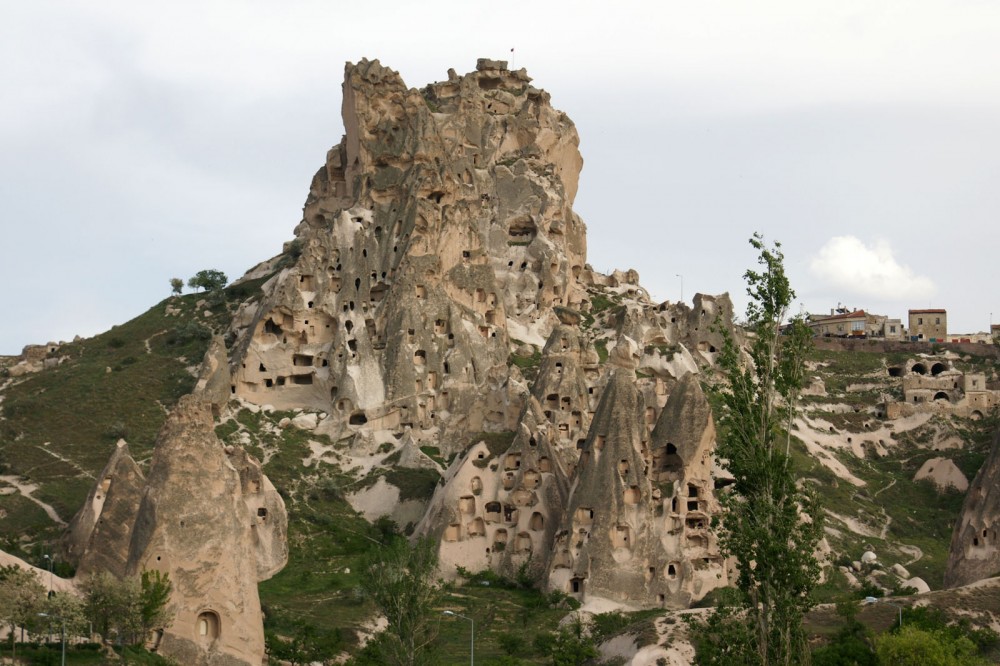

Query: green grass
[0,282,259,563]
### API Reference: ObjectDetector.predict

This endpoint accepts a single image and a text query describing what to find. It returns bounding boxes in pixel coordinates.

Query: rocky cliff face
[228,58,588,445]
[945,428,1000,588]
[221,58,735,610]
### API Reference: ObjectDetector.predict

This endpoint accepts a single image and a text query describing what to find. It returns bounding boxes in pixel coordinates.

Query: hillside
[2,58,999,665]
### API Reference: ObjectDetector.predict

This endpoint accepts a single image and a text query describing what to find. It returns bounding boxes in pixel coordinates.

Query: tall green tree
[357,537,440,666]
[708,234,822,665]
[169,277,184,295]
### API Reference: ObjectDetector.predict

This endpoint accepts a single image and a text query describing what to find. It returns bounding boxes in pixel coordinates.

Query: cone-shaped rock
[126,396,266,666]
[417,396,569,582]
[63,440,145,578]
[945,429,1000,588]
[648,372,728,606]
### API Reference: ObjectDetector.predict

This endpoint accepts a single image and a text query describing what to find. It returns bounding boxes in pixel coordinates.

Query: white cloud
[808,236,936,301]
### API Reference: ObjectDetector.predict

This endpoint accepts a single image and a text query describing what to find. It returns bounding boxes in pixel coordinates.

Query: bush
[875,626,986,665]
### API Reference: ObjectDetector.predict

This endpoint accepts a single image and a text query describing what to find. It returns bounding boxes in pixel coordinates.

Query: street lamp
[443,610,474,666]
[676,274,684,303]
[43,554,53,594]
[37,612,66,666]
[865,596,904,628]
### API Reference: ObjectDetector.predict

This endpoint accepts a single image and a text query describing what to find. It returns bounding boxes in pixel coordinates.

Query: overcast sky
[3,1,999,354]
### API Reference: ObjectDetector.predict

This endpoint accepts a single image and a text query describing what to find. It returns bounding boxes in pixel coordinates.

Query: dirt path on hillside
[0,475,66,525]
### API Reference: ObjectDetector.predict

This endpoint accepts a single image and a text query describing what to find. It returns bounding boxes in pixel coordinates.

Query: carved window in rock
[624,486,640,505]
[660,443,683,474]
[470,476,483,495]
[515,532,533,553]
[502,472,516,491]
[523,470,541,490]
[575,507,594,527]
[510,489,533,506]
[529,512,544,531]
[485,502,502,523]
[467,518,486,538]
[196,611,221,642]
[611,525,632,549]
[505,453,522,470]
[667,563,678,579]
[618,459,630,475]
[594,435,605,451]
[444,524,461,542]
[459,496,476,514]
[538,457,552,473]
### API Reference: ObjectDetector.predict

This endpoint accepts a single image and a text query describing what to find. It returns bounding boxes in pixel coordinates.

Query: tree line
[0,565,172,660]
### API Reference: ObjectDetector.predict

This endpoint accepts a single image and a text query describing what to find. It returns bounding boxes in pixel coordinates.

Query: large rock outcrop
[126,396,272,666]
[228,58,587,446]
[945,429,1000,588]
[63,340,288,666]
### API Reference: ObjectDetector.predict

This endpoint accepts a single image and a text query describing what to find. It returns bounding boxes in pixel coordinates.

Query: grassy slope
[794,348,998,591]
[0,288,244,558]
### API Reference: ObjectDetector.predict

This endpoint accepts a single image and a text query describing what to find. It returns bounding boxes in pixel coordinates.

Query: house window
[851,321,863,331]
[890,326,896,333]
[918,318,923,325]
[935,317,941,325]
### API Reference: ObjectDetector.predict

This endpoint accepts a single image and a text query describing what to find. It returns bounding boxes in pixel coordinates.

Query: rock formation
[126,395,271,666]
[228,57,589,446]
[945,428,1000,588]
[63,439,145,578]
[63,342,288,666]
[219,57,736,610]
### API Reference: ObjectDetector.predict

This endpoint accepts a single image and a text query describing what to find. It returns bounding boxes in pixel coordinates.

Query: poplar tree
[708,234,822,665]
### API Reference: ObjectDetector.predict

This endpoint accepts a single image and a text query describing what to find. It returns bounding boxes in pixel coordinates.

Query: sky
[3,0,1000,354]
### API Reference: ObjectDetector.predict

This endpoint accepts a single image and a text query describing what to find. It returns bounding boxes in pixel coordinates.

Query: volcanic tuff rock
[64,338,288,665]
[219,58,735,609]
[945,429,1000,588]
[63,439,145,579]
[228,57,588,444]
[125,395,278,666]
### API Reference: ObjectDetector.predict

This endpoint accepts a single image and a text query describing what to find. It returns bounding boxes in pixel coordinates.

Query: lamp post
[443,610,474,666]
[865,596,903,628]
[676,274,683,303]
[37,612,66,666]
[43,554,52,594]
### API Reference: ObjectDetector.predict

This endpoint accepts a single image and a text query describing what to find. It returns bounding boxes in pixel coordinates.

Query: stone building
[908,309,947,341]
[808,308,899,338]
